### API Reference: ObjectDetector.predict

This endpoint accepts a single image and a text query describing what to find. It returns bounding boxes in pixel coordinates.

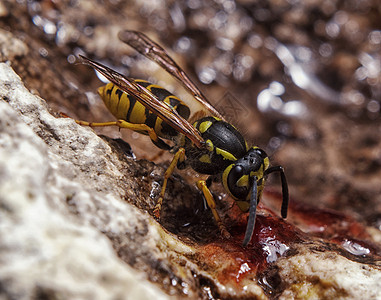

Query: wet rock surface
[1,1,381,299]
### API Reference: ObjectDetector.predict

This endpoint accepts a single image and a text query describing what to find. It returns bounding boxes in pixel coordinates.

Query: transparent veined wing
[118,30,225,122]
[80,55,205,149]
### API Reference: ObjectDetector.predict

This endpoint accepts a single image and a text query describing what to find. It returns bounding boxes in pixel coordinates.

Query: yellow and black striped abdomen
[98,80,190,139]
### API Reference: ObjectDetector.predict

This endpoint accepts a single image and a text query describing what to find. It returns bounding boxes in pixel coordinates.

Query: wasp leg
[153,147,186,219]
[70,118,171,149]
[196,180,231,240]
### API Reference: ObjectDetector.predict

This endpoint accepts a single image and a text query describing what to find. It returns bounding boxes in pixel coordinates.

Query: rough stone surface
[277,246,381,299]
[0,62,170,300]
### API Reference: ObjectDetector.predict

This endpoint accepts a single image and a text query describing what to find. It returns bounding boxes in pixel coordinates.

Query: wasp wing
[80,55,205,149]
[118,30,225,121]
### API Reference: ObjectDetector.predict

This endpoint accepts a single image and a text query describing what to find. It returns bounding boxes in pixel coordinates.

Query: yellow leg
[61,112,164,146]
[153,148,186,219]
[73,118,163,145]
[196,180,231,239]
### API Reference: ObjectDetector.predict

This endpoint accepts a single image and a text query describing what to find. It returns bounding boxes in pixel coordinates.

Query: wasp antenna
[242,177,258,247]
[279,168,289,218]
[264,166,289,219]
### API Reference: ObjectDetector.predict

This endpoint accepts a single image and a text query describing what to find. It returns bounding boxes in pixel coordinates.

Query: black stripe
[149,86,172,102]
[125,94,137,121]
[106,85,114,96]
[160,120,177,137]
[134,80,150,89]
[168,96,180,107]
[176,103,190,120]
[116,89,122,111]
[115,88,124,100]
[145,107,157,129]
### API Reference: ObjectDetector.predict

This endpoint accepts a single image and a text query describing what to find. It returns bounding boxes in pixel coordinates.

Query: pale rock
[0,62,170,299]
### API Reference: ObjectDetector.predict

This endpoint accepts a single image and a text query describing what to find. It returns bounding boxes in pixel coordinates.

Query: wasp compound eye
[226,164,250,199]
[231,165,244,178]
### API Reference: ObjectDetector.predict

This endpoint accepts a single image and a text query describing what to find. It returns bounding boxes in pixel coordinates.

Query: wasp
[73,30,289,246]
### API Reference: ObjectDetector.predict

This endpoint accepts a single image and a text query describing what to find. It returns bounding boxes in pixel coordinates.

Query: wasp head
[222,147,272,246]
[222,147,269,208]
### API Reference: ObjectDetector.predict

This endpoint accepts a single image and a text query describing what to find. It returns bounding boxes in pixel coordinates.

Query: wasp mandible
[73,30,289,246]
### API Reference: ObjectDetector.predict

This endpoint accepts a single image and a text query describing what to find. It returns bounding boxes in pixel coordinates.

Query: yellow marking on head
[216,147,237,161]
[222,164,233,196]
[199,154,212,164]
[222,164,243,201]
[248,170,266,203]
[264,157,270,170]
[236,201,250,212]
[198,120,213,133]
[250,170,264,181]
[237,175,249,188]
[257,181,265,195]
